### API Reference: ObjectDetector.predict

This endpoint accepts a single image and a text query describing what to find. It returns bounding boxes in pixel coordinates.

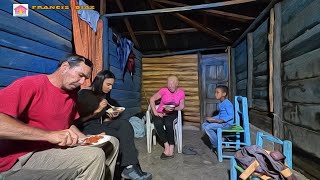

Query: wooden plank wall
[252,19,269,112]
[281,0,320,177]
[142,55,200,127]
[106,27,142,120]
[0,0,72,89]
[234,39,247,97]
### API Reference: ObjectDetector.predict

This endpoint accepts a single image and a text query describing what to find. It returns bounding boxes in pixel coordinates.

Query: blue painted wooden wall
[0,0,72,89]
[234,39,247,97]
[101,17,142,120]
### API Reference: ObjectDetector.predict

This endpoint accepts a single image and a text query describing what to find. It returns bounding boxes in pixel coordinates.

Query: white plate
[78,135,111,147]
[163,105,175,108]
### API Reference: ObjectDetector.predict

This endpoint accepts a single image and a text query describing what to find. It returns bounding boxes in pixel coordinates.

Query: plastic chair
[145,105,182,153]
[217,96,251,162]
[230,132,293,180]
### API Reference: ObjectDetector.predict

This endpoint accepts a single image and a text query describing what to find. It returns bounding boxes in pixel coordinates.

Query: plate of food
[78,135,111,147]
[162,104,175,111]
[106,107,125,117]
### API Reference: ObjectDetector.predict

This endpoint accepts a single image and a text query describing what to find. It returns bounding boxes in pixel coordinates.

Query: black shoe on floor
[160,153,174,160]
[121,165,152,180]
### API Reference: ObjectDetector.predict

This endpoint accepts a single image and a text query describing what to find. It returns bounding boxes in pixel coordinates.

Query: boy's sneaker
[121,165,152,180]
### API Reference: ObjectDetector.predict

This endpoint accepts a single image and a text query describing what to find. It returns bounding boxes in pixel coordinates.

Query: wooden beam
[104,0,256,17]
[99,0,106,15]
[268,8,274,113]
[153,2,232,44]
[272,2,283,139]
[227,46,232,101]
[115,0,140,48]
[230,48,237,104]
[155,0,255,23]
[142,46,226,57]
[247,33,253,108]
[149,0,167,47]
[123,28,197,36]
[232,0,280,47]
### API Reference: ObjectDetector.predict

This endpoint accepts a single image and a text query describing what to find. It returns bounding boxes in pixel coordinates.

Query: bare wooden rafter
[155,0,254,23]
[104,0,256,18]
[122,28,198,36]
[148,0,167,47]
[153,1,232,44]
[115,0,140,48]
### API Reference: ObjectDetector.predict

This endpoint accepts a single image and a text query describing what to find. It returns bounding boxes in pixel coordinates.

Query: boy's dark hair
[216,85,229,96]
[91,70,115,95]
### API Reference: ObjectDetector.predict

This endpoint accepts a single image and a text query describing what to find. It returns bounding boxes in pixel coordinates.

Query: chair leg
[236,132,240,150]
[146,126,152,153]
[153,134,157,146]
[230,157,237,180]
[217,128,223,162]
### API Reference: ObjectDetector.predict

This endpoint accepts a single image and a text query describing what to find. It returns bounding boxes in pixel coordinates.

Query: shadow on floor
[133,129,231,180]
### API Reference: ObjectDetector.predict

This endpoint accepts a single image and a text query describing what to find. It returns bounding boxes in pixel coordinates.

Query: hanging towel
[117,37,133,79]
[77,0,100,32]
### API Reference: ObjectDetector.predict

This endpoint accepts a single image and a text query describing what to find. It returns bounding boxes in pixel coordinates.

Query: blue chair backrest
[234,96,249,128]
[255,132,293,169]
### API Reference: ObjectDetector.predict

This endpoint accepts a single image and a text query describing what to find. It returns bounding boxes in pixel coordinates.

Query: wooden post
[272,2,283,139]
[100,0,106,15]
[227,46,231,100]
[230,48,237,104]
[247,33,253,108]
[268,8,275,113]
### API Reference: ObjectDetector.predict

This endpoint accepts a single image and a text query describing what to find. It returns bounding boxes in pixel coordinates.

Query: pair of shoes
[182,145,197,155]
[121,165,152,180]
[160,153,174,160]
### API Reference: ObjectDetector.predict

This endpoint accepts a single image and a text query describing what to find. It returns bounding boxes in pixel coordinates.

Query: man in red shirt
[0,55,106,180]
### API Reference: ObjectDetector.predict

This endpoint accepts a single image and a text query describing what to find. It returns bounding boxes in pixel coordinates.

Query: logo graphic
[13,4,28,17]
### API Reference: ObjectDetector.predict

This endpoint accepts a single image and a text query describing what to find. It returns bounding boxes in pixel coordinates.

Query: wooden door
[199,54,229,127]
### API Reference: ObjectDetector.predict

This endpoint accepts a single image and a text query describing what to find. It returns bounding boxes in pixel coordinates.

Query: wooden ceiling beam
[153,2,232,44]
[115,0,140,48]
[104,0,256,18]
[122,28,198,36]
[154,0,254,23]
[148,0,167,48]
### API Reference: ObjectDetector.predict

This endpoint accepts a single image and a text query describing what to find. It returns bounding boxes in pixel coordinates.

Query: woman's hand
[154,112,164,118]
[94,99,108,114]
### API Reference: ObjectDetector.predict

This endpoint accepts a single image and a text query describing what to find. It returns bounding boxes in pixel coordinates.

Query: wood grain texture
[283,47,320,81]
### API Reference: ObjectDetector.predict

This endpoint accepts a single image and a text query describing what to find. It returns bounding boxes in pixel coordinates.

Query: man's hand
[46,129,79,147]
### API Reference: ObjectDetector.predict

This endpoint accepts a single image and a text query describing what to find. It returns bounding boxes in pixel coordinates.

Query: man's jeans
[202,122,232,148]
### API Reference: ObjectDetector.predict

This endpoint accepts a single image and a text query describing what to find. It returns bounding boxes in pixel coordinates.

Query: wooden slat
[247,33,253,108]
[283,48,320,81]
[0,10,72,52]
[283,77,320,104]
[155,0,254,23]
[272,3,283,139]
[149,0,167,47]
[0,47,58,74]
[283,102,320,132]
[1,0,71,41]
[0,68,38,87]
[268,8,274,113]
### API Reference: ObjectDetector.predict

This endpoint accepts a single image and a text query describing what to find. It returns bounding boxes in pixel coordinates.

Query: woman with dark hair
[77,70,152,180]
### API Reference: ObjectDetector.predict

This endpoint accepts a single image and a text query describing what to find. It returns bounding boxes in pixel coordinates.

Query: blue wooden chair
[217,96,251,162]
[230,132,293,180]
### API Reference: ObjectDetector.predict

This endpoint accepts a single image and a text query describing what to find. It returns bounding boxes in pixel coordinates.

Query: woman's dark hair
[91,70,115,95]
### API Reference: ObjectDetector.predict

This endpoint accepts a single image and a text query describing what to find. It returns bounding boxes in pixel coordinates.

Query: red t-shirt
[0,75,79,172]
